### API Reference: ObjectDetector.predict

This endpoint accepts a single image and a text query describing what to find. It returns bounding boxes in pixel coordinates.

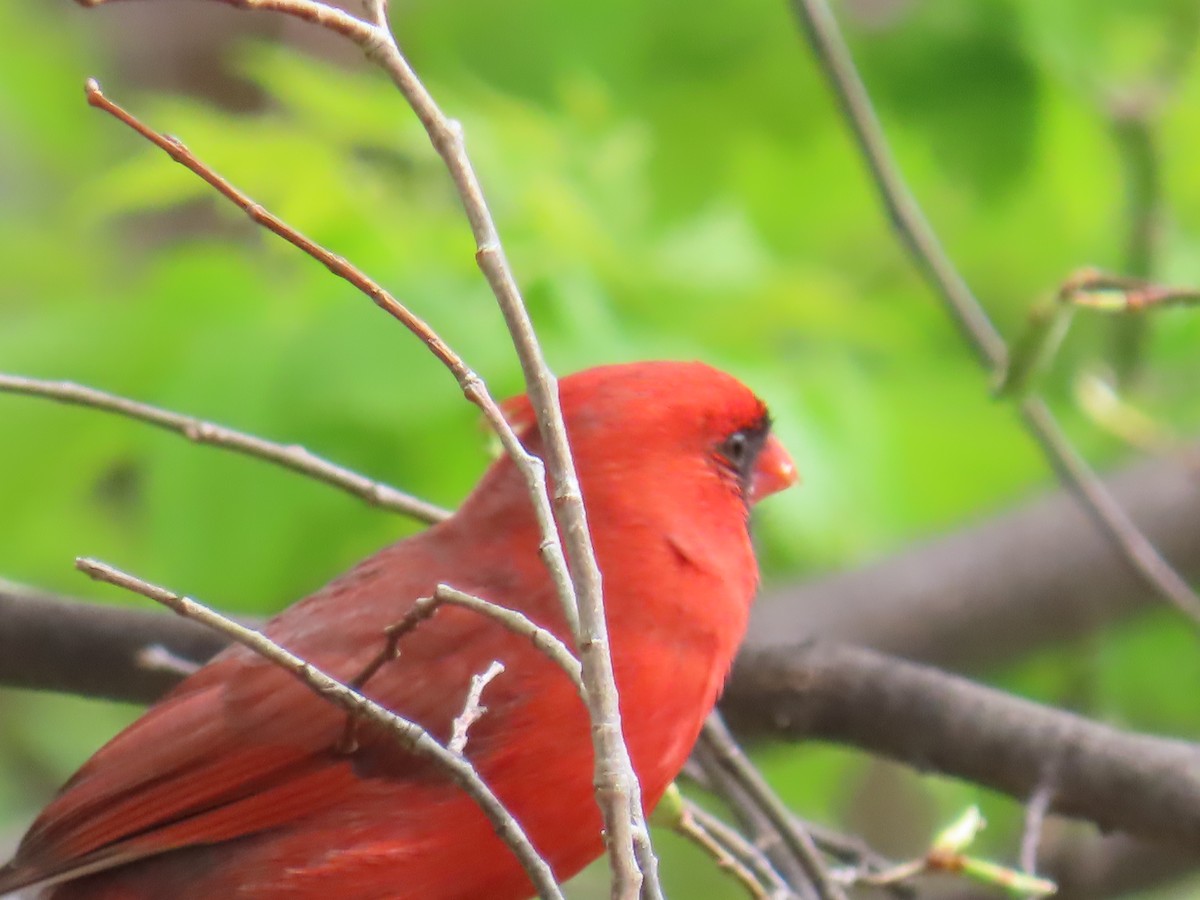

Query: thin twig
[690,742,816,897]
[350,596,443,691]
[1059,268,1200,312]
[700,715,848,900]
[681,799,794,900]
[360,0,388,28]
[348,584,580,702]
[788,0,1006,368]
[671,799,778,900]
[341,586,582,752]
[341,7,658,892]
[338,594,444,753]
[449,659,505,755]
[802,822,891,872]
[75,557,565,900]
[434,585,583,691]
[82,80,579,640]
[789,0,1200,626]
[135,644,203,678]
[1018,398,1200,622]
[84,3,655,889]
[1020,780,1055,879]
[0,373,449,524]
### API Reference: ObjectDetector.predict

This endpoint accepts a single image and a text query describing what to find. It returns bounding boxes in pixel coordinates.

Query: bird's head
[502,361,797,515]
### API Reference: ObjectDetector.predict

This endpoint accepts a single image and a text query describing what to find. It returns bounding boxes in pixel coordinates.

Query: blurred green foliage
[1,0,1199,896]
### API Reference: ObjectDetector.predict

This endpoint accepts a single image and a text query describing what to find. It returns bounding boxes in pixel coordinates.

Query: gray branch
[722,642,1200,852]
[749,448,1200,673]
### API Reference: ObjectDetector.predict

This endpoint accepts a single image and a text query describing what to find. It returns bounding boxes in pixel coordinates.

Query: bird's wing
[2,532,567,893]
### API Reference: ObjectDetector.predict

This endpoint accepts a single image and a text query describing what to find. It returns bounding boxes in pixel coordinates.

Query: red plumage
[0,361,796,899]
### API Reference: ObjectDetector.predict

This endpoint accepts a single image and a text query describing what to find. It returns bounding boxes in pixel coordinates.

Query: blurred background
[2,0,1199,896]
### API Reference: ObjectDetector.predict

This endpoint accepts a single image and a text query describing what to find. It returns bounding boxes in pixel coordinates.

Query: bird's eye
[717,423,767,489]
[723,430,750,466]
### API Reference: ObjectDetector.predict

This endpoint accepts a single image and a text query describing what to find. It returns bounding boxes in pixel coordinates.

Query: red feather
[0,361,797,899]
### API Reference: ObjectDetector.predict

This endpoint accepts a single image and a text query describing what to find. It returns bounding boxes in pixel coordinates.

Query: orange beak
[749,433,798,504]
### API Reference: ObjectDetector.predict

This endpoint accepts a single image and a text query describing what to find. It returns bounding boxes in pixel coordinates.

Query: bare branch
[74,557,565,900]
[1059,268,1200,313]
[434,585,583,691]
[85,43,651,888]
[690,738,817,895]
[699,715,847,900]
[0,373,449,524]
[1017,400,1200,623]
[337,594,444,754]
[81,80,579,639]
[1020,780,1055,883]
[787,0,1200,626]
[345,585,580,735]
[747,446,1200,673]
[666,792,784,900]
[723,641,1200,852]
[680,801,795,900]
[347,10,656,891]
[360,0,388,28]
[0,581,227,701]
[10,579,1200,871]
[449,660,505,756]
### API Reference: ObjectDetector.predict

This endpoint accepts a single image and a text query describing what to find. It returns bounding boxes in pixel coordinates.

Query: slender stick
[680,799,794,900]
[789,0,1200,625]
[449,659,506,756]
[1017,399,1200,621]
[75,557,565,900]
[700,715,847,900]
[671,800,777,900]
[801,822,898,884]
[82,79,579,641]
[691,741,816,896]
[0,373,449,524]
[788,0,1005,368]
[344,9,658,892]
[343,585,583,756]
[83,36,652,892]
[434,585,583,691]
[1020,780,1055,879]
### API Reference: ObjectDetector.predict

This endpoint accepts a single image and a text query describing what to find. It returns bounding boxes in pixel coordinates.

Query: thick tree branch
[4,446,1199,699]
[750,447,1200,673]
[721,642,1200,853]
[0,581,227,701]
[8,594,1200,854]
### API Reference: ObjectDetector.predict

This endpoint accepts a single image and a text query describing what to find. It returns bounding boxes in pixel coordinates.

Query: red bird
[0,361,796,899]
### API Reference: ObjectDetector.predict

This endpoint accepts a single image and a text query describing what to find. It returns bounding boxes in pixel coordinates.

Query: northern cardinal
[0,360,797,899]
